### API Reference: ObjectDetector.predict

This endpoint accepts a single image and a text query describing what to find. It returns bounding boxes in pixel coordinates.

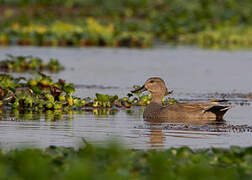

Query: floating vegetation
[0,55,64,72]
[1,0,251,49]
[0,144,252,179]
[0,19,152,48]
[0,73,83,111]
[178,26,252,49]
[115,32,152,48]
[0,74,177,111]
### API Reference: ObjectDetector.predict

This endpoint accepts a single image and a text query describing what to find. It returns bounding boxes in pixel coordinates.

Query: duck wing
[165,102,231,113]
[161,102,231,120]
[165,102,217,111]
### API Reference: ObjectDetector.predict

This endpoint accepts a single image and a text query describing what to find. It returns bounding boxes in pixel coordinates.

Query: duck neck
[151,93,164,105]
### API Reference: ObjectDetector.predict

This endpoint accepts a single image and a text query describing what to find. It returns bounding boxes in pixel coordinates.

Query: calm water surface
[0,46,252,149]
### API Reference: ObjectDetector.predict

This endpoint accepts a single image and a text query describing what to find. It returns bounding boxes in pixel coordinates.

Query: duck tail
[205,105,232,120]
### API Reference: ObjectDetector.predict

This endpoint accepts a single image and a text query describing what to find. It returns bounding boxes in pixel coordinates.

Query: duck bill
[165,89,173,96]
[131,85,147,93]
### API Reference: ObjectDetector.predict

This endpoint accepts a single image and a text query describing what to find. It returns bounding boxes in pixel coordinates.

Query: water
[0,46,252,149]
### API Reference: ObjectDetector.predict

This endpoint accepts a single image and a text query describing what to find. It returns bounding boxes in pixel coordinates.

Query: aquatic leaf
[96,93,110,103]
[66,95,73,106]
[40,79,52,87]
[0,74,17,90]
[54,102,62,110]
[46,102,53,109]
[0,55,64,72]
[11,100,19,108]
[109,95,118,103]
[63,84,75,95]
[140,95,148,102]
[30,86,42,94]
[59,94,66,101]
[28,80,38,86]
[24,97,33,108]
[45,93,55,103]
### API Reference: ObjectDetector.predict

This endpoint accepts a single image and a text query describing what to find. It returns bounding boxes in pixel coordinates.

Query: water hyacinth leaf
[92,100,99,107]
[54,102,62,109]
[96,93,110,103]
[45,93,54,103]
[81,100,86,106]
[28,57,42,69]
[0,73,179,111]
[0,75,17,90]
[59,94,66,101]
[40,78,52,87]
[0,55,64,73]
[24,97,33,107]
[28,80,38,86]
[46,102,53,109]
[73,98,84,107]
[109,95,118,103]
[66,95,73,106]
[11,100,19,108]
[140,95,149,102]
[63,84,75,95]
[30,86,42,94]
[34,73,44,81]
[15,91,32,99]
[37,100,46,108]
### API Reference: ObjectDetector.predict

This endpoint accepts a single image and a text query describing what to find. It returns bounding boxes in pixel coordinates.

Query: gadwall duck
[131,77,231,121]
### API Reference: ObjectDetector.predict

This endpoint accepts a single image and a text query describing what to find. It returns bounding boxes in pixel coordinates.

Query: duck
[131,77,231,121]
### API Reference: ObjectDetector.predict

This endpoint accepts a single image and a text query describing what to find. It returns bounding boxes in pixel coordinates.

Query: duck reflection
[145,118,226,149]
[147,122,165,148]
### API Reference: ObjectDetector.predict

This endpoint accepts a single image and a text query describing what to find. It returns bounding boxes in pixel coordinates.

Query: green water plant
[0,144,252,179]
[0,55,64,72]
[115,32,152,48]
[179,26,252,49]
[0,73,80,111]
[0,0,252,49]
[0,20,152,48]
[0,73,177,112]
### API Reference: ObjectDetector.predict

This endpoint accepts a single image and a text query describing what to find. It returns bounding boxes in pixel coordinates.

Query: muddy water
[0,46,252,149]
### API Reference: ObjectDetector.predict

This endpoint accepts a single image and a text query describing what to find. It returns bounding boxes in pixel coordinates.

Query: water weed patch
[0,0,251,49]
[0,55,64,72]
[0,144,252,179]
[0,73,177,112]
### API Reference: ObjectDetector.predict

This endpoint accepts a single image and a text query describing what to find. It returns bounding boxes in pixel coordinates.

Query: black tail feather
[206,105,231,120]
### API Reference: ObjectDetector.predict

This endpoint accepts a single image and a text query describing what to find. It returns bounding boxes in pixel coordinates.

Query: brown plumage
[132,77,231,121]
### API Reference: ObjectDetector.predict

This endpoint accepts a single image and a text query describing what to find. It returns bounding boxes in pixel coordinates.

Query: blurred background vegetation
[0,0,251,48]
[1,144,252,179]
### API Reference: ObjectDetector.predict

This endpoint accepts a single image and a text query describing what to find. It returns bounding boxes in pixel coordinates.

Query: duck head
[131,77,172,103]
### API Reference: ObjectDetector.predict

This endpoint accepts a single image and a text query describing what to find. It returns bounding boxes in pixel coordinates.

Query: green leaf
[96,93,110,103]
[63,83,75,95]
